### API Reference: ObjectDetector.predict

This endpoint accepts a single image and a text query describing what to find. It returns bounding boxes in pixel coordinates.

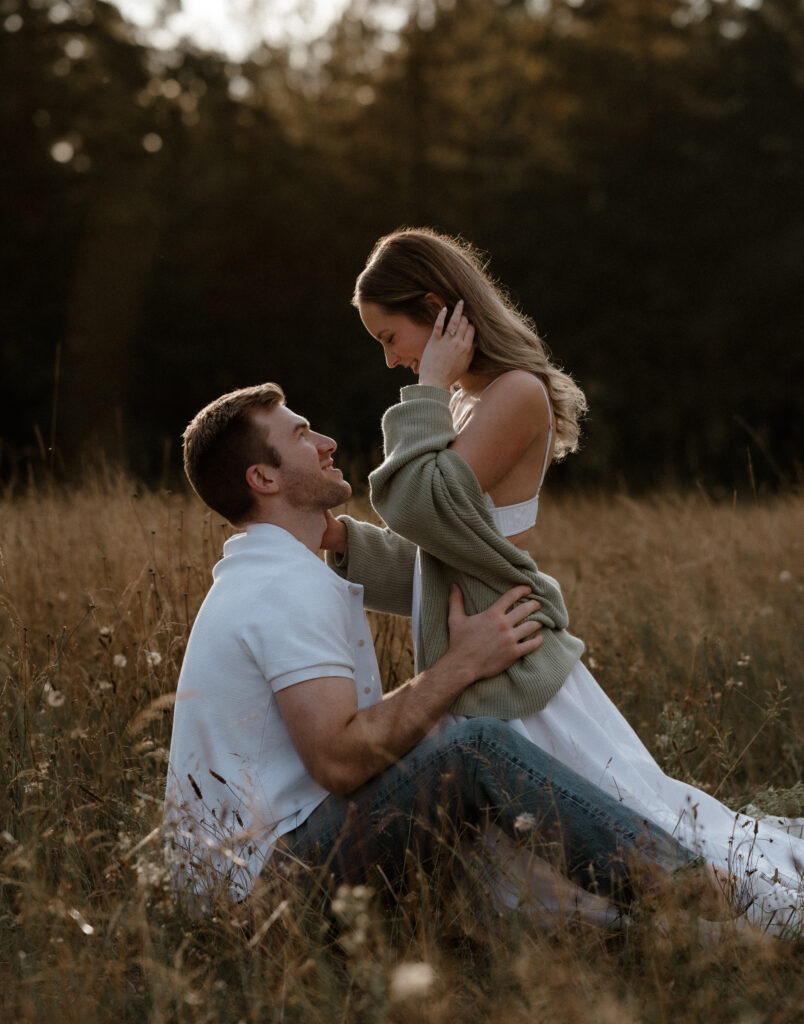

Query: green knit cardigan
[327,384,584,718]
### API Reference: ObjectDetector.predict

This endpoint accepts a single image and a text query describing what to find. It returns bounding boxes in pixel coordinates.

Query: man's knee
[432,717,530,796]
[440,717,550,774]
[441,716,514,751]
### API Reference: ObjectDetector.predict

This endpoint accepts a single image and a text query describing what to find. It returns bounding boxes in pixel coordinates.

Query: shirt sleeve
[241,571,356,692]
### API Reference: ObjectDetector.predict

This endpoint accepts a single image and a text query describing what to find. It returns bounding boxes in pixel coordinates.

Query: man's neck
[244,506,327,553]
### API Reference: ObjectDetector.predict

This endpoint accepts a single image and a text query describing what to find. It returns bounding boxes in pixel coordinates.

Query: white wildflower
[514,812,538,833]
[135,854,169,889]
[144,650,162,667]
[779,570,792,583]
[99,626,113,637]
[97,680,113,691]
[331,884,373,924]
[44,682,64,707]
[388,961,437,1002]
[68,907,94,935]
[113,654,128,668]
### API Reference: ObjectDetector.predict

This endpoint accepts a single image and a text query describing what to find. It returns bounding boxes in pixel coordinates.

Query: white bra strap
[534,377,554,491]
[479,374,506,396]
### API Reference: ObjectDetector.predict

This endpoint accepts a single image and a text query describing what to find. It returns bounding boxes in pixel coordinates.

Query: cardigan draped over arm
[330,384,583,718]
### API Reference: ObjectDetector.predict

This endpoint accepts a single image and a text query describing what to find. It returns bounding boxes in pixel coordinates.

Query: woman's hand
[418,299,476,390]
[320,510,347,554]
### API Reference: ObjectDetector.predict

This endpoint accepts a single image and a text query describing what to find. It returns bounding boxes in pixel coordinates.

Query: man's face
[252,405,352,511]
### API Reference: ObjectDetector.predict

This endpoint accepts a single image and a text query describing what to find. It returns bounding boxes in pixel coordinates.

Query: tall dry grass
[1,471,802,1022]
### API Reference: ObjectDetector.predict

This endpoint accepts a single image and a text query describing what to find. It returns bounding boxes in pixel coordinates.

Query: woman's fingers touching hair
[419,298,476,390]
[446,299,464,336]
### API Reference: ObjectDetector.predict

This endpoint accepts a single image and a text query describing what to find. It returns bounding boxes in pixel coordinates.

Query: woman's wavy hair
[353,227,587,458]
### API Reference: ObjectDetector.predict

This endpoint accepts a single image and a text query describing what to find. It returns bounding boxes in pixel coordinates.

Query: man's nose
[316,434,336,453]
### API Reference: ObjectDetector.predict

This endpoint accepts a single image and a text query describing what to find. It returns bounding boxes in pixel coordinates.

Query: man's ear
[245,463,280,496]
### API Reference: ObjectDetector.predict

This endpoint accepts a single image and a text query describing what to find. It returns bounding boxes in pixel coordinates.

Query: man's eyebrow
[291,419,310,436]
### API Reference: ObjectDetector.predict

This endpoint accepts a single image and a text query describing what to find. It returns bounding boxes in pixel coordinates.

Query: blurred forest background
[2,0,802,493]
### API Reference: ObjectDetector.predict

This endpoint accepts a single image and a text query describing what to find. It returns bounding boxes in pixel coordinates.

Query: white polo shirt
[164,523,383,901]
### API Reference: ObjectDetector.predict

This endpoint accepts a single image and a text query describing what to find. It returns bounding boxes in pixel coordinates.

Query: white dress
[416,380,804,928]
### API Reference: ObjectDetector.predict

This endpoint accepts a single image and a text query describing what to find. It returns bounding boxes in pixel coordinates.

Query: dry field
[1,470,802,1023]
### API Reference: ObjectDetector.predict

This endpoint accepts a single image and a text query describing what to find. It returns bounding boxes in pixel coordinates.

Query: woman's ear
[424,291,447,313]
[245,463,279,496]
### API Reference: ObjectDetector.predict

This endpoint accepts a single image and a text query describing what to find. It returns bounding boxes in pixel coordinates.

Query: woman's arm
[323,514,417,617]
[369,388,542,580]
[449,371,551,493]
[416,304,550,493]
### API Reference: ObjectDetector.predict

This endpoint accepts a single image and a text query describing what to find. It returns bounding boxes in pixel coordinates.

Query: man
[164,382,695,912]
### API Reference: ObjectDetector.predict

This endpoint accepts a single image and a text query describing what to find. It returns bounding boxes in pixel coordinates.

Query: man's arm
[274,585,542,796]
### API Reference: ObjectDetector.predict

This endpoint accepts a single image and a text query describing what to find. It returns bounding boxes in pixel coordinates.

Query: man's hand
[320,510,347,554]
[442,584,543,684]
[276,583,543,797]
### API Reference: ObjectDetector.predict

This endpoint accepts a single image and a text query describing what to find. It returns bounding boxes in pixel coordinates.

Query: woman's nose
[385,352,398,368]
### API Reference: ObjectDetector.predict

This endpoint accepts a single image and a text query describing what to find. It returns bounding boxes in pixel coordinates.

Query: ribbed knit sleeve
[325,516,416,617]
[369,384,584,718]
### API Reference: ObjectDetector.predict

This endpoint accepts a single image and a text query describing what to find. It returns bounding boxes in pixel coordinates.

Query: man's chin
[334,479,352,504]
[326,478,352,508]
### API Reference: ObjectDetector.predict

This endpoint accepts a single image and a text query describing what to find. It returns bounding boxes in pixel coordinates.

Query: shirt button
[364,686,371,694]
[349,586,360,595]
[358,639,365,647]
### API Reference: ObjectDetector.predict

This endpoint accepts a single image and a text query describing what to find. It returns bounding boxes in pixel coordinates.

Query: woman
[325,227,803,934]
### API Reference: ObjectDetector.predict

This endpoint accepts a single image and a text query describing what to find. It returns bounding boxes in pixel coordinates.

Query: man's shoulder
[208,527,354,618]
[217,525,342,585]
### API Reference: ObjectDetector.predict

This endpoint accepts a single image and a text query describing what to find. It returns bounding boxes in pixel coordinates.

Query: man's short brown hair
[183,383,286,524]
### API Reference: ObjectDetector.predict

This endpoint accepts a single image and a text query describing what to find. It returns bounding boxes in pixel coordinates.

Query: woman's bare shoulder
[451,371,551,489]
[480,371,551,419]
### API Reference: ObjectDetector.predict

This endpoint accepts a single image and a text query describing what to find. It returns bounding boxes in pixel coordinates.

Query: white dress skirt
[448,660,802,892]
[414,561,804,926]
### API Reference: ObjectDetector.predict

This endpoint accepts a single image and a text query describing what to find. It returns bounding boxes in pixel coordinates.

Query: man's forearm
[282,586,542,798]
[331,651,475,795]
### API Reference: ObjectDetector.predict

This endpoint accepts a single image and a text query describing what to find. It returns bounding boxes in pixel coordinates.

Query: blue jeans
[279,718,697,906]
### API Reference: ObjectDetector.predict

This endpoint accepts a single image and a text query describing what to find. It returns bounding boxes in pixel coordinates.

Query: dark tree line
[2,0,802,492]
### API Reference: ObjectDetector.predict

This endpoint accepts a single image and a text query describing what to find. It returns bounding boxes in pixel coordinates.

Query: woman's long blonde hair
[353,227,587,458]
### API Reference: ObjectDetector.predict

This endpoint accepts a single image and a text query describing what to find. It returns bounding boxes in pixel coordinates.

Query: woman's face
[358,301,434,374]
